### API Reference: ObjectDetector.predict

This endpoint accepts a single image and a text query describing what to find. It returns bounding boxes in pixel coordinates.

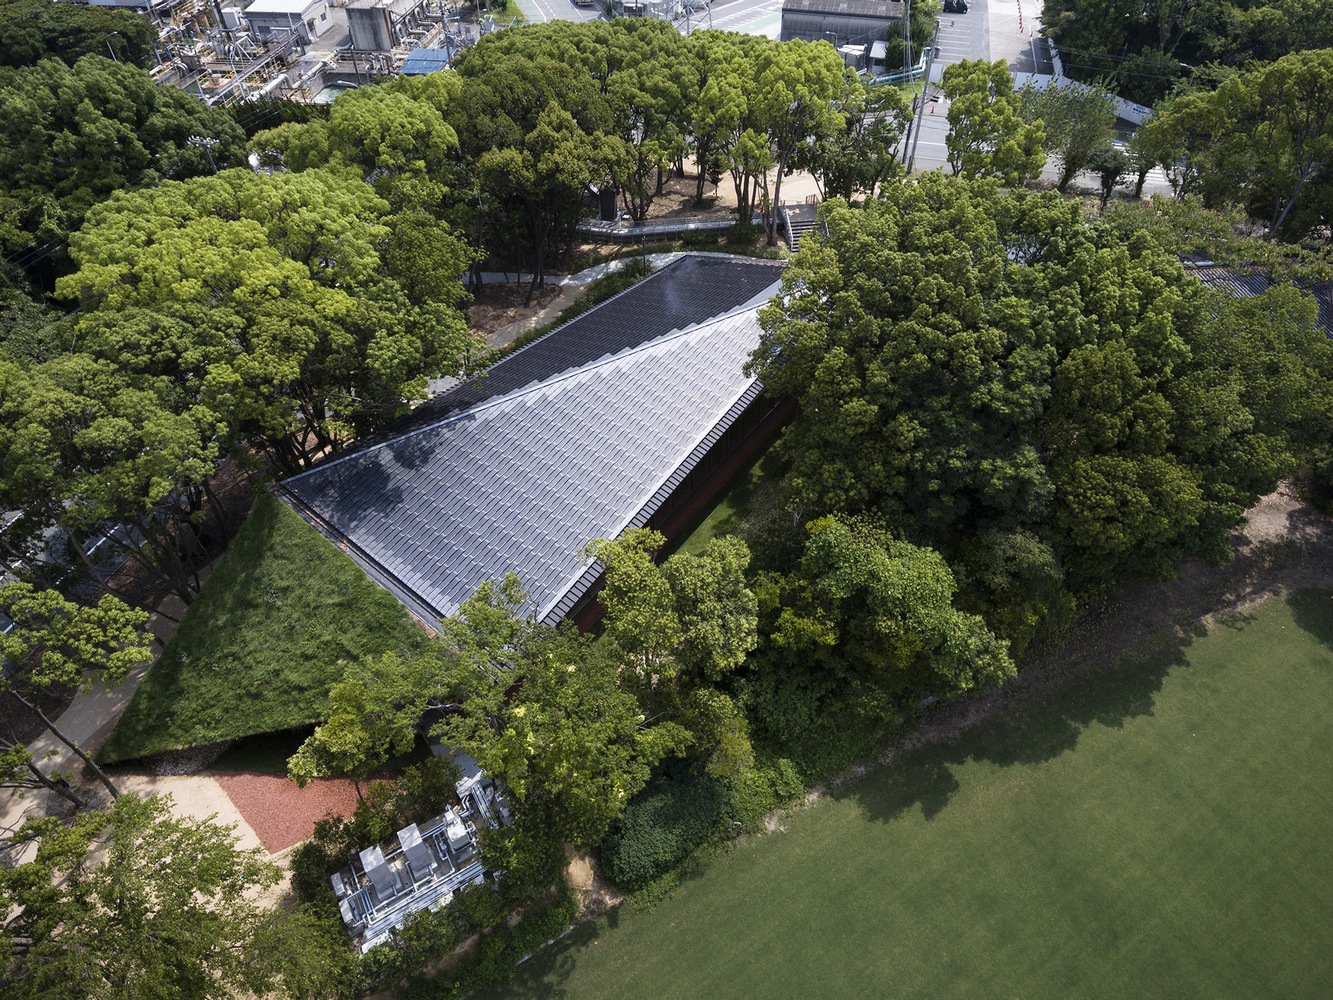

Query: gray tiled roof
[390,255,788,435]
[278,302,777,626]
[1191,265,1333,335]
[781,0,904,18]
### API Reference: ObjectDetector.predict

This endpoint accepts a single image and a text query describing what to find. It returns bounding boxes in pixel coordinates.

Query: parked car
[943,0,968,11]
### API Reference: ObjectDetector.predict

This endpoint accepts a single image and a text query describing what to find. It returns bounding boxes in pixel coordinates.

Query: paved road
[933,4,989,73]
[513,0,603,24]
[707,0,783,36]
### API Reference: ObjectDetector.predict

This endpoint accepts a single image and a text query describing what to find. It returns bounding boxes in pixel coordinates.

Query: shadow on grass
[842,636,1190,824]
[475,920,603,1000]
[1288,589,1333,649]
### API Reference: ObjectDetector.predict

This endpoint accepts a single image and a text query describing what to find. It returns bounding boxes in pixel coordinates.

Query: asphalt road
[513,0,603,24]
[706,0,783,36]
[932,4,988,73]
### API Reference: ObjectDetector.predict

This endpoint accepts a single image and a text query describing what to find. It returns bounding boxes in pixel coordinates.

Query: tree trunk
[12,689,121,801]
[1,739,93,810]
[768,164,786,247]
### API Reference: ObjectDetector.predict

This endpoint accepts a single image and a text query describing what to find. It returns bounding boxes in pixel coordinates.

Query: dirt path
[467,283,570,348]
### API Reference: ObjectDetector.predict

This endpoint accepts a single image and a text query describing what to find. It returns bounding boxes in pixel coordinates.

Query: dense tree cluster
[0,55,246,288]
[1,794,354,998]
[0,0,157,70]
[1042,0,1333,104]
[255,21,909,292]
[1140,49,1333,242]
[748,175,1333,655]
[0,165,477,604]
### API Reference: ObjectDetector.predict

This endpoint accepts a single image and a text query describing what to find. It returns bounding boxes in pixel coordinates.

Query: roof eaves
[536,378,768,624]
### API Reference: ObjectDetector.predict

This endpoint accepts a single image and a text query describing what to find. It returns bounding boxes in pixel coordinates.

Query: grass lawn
[673,443,786,559]
[101,494,431,763]
[485,590,1333,1000]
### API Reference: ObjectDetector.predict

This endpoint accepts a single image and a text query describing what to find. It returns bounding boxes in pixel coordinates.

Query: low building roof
[243,0,322,15]
[277,255,785,627]
[781,0,904,18]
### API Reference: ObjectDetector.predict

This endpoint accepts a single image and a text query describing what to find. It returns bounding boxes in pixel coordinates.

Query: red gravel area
[213,772,362,853]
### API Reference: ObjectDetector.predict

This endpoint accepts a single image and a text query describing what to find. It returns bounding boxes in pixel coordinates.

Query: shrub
[361,907,465,994]
[290,816,354,905]
[401,889,579,999]
[730,757,804,831]
[722,222,762,247]
[599,767,730,891]
[347,781,398,846]
[394,758,461,827]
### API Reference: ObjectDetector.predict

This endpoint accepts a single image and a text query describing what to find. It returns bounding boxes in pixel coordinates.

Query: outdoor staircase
[781,203,824,252]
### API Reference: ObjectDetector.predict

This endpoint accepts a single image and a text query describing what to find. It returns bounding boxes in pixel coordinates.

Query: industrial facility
[107,0,483,106]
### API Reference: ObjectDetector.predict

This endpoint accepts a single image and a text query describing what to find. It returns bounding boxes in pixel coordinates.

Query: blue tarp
[400,49,452,75]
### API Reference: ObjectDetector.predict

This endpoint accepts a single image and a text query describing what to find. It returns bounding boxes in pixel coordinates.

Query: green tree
[770,516,1015,698]
[477,102,604,302]
[1018,81,1117,192]
[0,0,157,68]
[0,793,342,999]
[57,168,477,471]
[0,56,245,285]
[1087,143,1131,208]
[796,83,911,201]
[0,584,153,806]
[747,38,850,245]
[588,529,759,687]
[288,652,433,799]
[1043,0,1333,104]
[0,352,227,603]
[586,529,682,682]
[748,173,1310,603]
[1144,50,1333,239]
[661,536,759,683]
[435,576,688,847]
[943,59,1046,185]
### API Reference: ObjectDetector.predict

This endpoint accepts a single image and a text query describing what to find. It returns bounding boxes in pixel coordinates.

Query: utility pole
[188,135,221,173]
[905,20,940,175]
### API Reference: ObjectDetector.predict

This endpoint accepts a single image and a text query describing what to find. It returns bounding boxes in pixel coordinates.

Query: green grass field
[485,590,1333,1000]
[673,444,785,559]
[101,494,430,763]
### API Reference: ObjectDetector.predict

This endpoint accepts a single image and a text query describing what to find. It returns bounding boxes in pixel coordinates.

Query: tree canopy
[434,576,689,847]
[1042,0,1333,104]
[943,59,1046,185]
[1141,49,1333,241]
[0,794,349,998]
[0,55,245,287]
[55,167,477,472]
[0,584,152,806]
[748,175,1331,642]
[0,0,157,69]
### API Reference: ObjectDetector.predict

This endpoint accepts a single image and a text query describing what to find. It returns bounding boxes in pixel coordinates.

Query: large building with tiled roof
[276,255,789,629]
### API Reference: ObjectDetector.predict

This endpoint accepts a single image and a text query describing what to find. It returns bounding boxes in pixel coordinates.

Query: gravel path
[212,772,363,854]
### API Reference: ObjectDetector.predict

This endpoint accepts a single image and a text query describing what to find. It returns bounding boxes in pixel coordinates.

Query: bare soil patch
[467,283,567,348]
[566,849,624,917]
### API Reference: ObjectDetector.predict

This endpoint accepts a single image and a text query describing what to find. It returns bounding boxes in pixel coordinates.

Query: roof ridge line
[282,302,765,482]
